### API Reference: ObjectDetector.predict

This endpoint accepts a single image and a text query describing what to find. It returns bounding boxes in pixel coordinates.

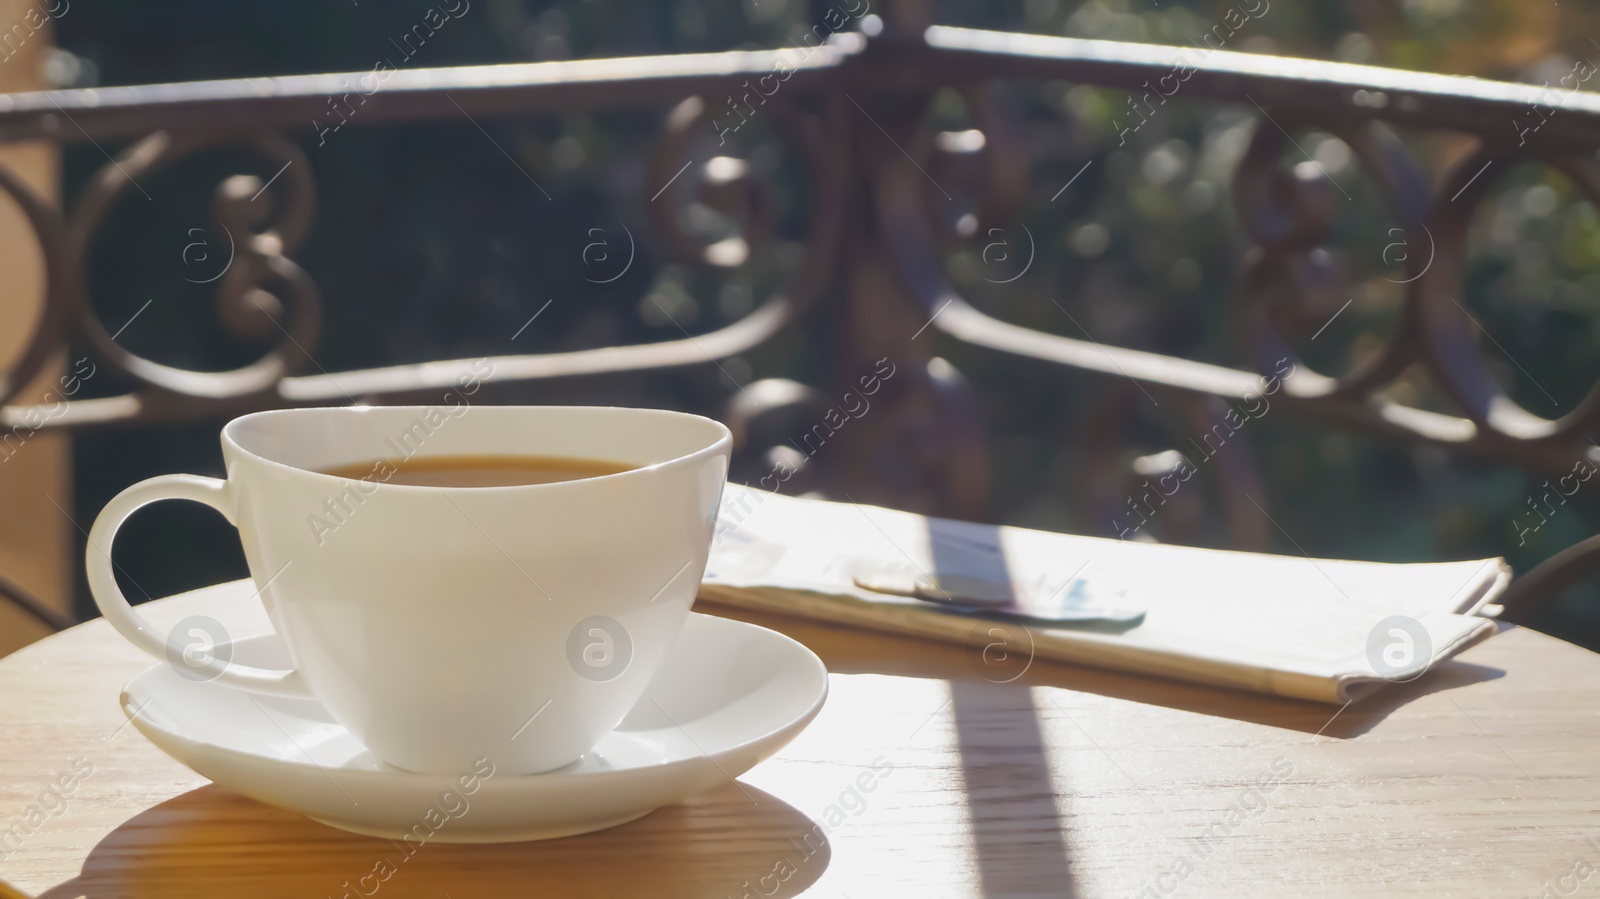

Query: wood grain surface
[0,587,1597,898]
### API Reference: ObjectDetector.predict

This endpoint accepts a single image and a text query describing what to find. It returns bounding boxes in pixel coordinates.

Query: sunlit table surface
[1,585,1598,898]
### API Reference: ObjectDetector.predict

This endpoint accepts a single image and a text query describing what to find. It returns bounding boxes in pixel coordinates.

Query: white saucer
[121,607,828,843]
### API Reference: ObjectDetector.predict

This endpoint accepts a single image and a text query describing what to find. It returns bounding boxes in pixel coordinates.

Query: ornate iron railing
[2,5,1597,629]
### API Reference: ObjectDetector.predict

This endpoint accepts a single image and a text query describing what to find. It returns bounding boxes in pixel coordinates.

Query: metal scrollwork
[1078,386,1271,552]
[649,92,851,491]
[1417,145,1600,446]
[926,81,1028,240]
[649,96,770,269]
[647,90,846,305]
[0,156,75,411]
[67,130,320,407]
[1232,117,1429,401]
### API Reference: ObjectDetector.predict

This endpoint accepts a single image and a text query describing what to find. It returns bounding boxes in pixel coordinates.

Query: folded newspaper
[700,484,1510,704]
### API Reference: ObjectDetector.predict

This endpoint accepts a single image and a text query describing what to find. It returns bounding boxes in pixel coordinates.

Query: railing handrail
[0,26,1595,145]
[0,42,858,143]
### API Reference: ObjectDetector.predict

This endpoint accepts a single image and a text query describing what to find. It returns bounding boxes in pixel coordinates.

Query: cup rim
[221,404,732,493]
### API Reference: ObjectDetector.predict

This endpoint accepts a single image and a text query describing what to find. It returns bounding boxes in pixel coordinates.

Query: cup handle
[86,473,310,698]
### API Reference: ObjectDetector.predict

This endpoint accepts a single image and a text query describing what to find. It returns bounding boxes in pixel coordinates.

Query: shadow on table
[944,677,1082,899]
[699,589,1510,898]
[710,600,1503,740]
[37,782,826,899]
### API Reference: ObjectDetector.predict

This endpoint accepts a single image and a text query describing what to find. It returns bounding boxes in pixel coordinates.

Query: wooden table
[1,588,1597,898]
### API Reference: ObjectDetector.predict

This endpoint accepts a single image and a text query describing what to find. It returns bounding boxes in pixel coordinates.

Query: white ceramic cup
[87,405,731,775]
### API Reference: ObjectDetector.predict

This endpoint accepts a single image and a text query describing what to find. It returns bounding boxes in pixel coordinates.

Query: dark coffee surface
[320,454,636,487]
